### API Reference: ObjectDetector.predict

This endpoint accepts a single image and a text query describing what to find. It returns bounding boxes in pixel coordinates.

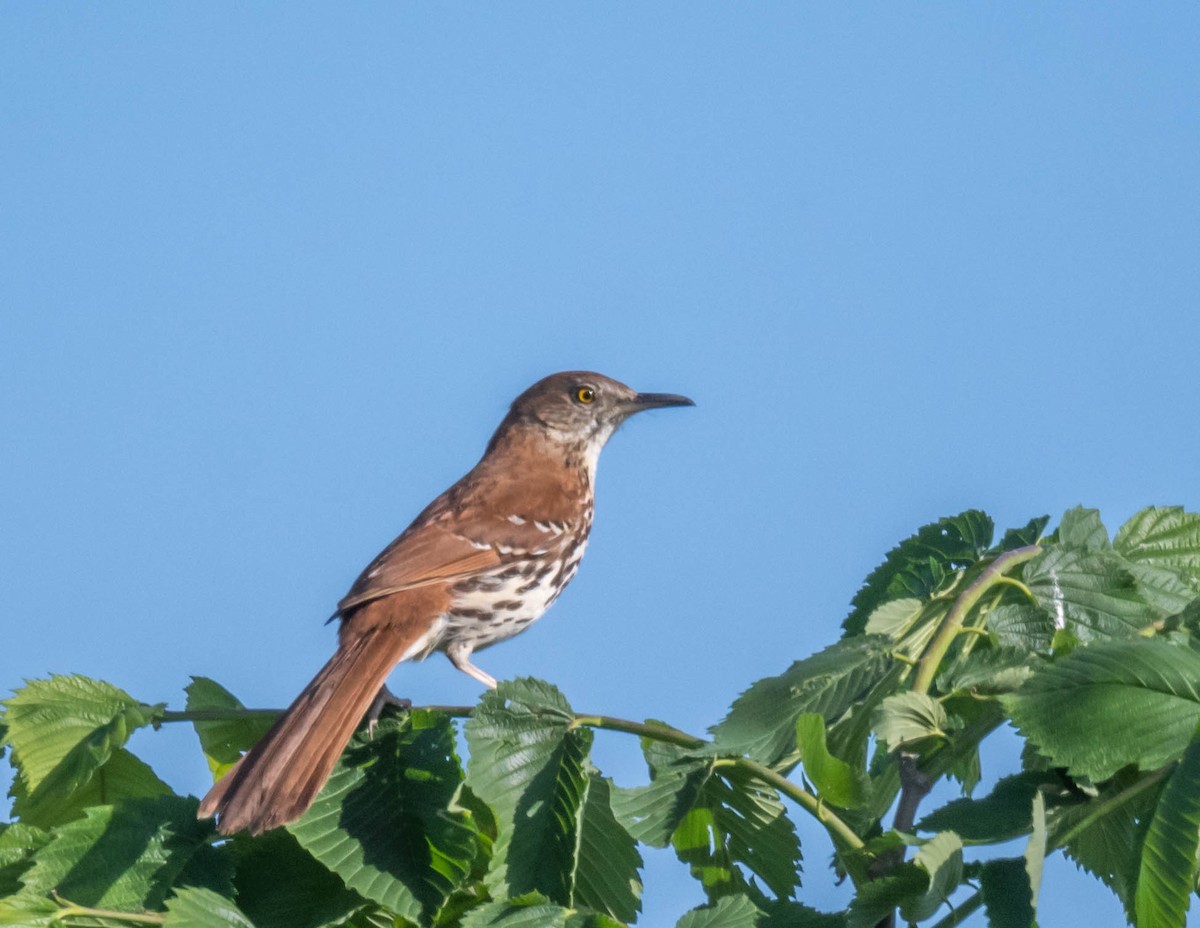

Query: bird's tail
[197,626,412,835]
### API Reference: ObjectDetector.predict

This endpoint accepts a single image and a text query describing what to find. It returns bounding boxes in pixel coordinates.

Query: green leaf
[184,677,277,779]
[844,864,928,928]
[1024,790,1046,911]
[464,679,591,905]
[1134,727,1200,928]
[610,746,708,848]
[0,823,49,897]
[231,829,365,928]
[899,831,963,922]
[21,796,217,911]
[459,895,625,928]
[289,711,479,924]
[615,744,801,902]
[0,675,163,804]
[843,510,994,635]
[1115,507,1200,572]
[987,604,1055,653]
[1114,507,1200,614]
[1024,546,1156,640]
[675,894,760,928]
[1054,506,1111,551]
[871,692,949,752]
[1004,639,1200,781]
[937,646,1039,697]
[163,887,255,928]
[574,774,643,923]
[0,892,58,926]
[794,714,869,809]
[996,515,1050,552]
[756,900,846,928]
[863,598,924,639]
[10,747,172,829]
[979,858,1035,928]
[709,636,894,765]
[917,772,1067,844]
[1049,770,1165,917]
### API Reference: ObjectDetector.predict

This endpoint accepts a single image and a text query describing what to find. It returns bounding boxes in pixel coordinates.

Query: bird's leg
[365,684,412,738]
[446,642,499,689]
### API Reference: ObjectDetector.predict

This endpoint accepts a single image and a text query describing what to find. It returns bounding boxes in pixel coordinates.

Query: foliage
[4,506,1200,926]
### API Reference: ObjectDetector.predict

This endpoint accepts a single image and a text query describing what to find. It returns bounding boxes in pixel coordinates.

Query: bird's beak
[627,392,696,413]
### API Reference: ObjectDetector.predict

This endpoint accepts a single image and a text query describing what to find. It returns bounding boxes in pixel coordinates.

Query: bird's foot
[365,685,412,738]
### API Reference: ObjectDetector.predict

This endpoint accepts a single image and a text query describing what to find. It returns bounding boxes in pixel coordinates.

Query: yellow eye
[575,386,596,404]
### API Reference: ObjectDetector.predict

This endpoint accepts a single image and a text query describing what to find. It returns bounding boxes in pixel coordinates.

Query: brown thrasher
[198,371,693,835]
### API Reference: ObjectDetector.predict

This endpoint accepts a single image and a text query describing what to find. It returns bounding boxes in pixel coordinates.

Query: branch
[912,544,1041,695]
[160,702,863,856]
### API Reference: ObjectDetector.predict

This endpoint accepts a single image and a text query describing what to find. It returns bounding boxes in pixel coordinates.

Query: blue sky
[4,4,1198,924]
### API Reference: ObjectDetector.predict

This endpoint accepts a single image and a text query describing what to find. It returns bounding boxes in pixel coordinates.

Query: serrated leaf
[756,900,846,928]
[616,743,800,902]
[863,598,924,639]
[0,891,58,926]
[917,772,1066,844]
[1025,546,1158,640]
[987,604,1054,652]
[610,751,708,848]
[937,647,1039,697]
[709,637,894,765]
[1134,727,1200,928]
[844,511,994,635]
[672,759,802,901]
[289,711,478,924]
[0,675,163,804]
[1115,507,1200,572]
[675,893,760,928]
[1050,770,1165,918]
[231,829,365,928]
[979,857,1035,928]
[459,894,624,928]
[0,823,49,896]
[184,677,277,779]
[844,864,928,928]
[464,679,591,905]
[795,714,869,809]
[871,692,949,752]
[1004,639,1200,781]
[997,515,1050,553]
[1055,507,1111,551]
[163,887,255,928]
[10,747,172,829]
[899,831,963,922]
[574,774,642,923]
[1114,508,1200,614]
[21,796,216,911]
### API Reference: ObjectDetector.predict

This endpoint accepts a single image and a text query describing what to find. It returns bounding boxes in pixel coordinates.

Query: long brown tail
[197,626,412,835]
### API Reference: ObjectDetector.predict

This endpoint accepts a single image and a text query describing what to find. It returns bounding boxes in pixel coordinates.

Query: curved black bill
[629,392,695,411]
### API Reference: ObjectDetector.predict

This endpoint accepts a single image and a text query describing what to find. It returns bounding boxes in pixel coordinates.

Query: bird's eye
[575,386,596,404]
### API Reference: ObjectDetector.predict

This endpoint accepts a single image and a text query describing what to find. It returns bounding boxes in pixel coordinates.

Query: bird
[197,371,693,835]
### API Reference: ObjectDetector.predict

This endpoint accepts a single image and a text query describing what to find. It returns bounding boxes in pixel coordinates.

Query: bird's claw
[365,685,412,738]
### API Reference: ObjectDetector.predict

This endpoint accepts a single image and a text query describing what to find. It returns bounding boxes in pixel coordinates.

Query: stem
[730,758,865,852]
[928,889,984,928]
[570,715,706,750]
[51,894,163,925]
[913,545,1041,695]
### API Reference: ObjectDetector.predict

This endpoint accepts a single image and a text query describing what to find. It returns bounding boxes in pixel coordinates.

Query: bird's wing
[335,514,570,615]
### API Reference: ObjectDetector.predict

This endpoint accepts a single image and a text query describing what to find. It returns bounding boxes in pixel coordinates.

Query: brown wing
[336,511,573,616]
